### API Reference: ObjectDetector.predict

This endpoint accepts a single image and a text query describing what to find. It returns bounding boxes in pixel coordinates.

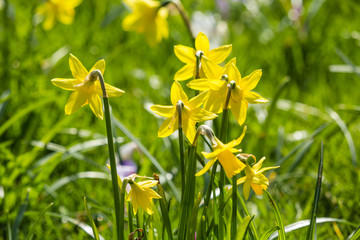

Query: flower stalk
[89,70,123,240]
[177,100,186,198]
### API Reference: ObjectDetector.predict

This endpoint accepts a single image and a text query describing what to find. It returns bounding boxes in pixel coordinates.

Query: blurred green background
[1,0,360,239]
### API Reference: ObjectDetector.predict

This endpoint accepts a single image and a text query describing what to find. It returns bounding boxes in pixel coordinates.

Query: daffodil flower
[187,56,268,125]
[237,156,279,200]
[174,32,232,81]
[127,179,161,215]
[122,0,169,46]
[51,54,125,119]
[195,127,247,179]
[150,81,217,142]
[36,0,82,30]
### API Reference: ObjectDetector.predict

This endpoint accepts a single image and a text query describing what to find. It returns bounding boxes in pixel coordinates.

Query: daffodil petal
[95,82,125,97]
[187,90,208,109]
[122,12,142,32]
[88,93,103,119]
[245,91,268,104]
[195,158,217,176]
[253,157,266,171]
[182,118,196,143]
[257,166,280,174]
[138,180,159,188]
[158,116,178,138]
[57,8,74,25]
[65,91,88,115]
[204,90,226,114]
[227,63,241,83]
[69,54,89,81]
[187,79,224,92]
[174,45,196,64]
[90,59,105,75]
[174,64,195,81]
[208,44,232,64]
[251,182,265,195]
[51,78,82,90]
[189,108,217,122]
[217,150,246,178]
[237,176,247,185]
[201,56,224,79]
[253,174,269,186]
[150,105,175,118]
[243,180,251,200]
[231,98,248,126]
[241,69,262,91]
[195,32,210,54]
[171,81,188,105]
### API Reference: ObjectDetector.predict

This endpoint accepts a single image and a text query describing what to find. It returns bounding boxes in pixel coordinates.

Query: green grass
[1,0,360,239]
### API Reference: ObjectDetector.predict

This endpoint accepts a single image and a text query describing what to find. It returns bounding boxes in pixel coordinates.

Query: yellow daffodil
[195,127,247,179]
[150,81,217,142]
[51,54,125,119]
[36,0,82,30]
[187,56,268,125]
[127,179,161,215]
[174,32,232,81]
[122,0,169,46]
[237,156,279,200]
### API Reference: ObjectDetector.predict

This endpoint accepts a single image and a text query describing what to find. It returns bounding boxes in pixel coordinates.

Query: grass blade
[260,226,280,240]
[347,225,360,240]
[236,215,254,240]
[84,197,100,240]
[25,202,53,240]
[306,141,324,239]
[111,114,180,202]
[264,190,285,240]
[11,190,29,240]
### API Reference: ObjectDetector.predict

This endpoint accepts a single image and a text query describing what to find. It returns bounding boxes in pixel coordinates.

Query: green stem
[128,202,133,233]
[177,101,185,199]
[119,179,129,240]
[90,70,123,240]
[155,175,173,240]
[231,175,237,239]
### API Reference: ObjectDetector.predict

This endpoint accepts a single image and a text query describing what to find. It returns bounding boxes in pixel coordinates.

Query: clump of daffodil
[174,32,232,81]
[187,56,268,125]
[122,0,169,46]
[150,81,217,142]
[126,175,161,215]
[36,0,82,30]
[51,54,124,119]
[237,155,279,200]
[196,127,247,179]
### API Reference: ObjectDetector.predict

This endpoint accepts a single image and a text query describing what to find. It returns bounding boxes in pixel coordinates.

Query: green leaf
[11,190,29,240]
[264,190,285,240]
[25,202,53,240]
[236,215,254,240]
[347,225,360,240]
[84,197,100,240]
[260,226,280,240]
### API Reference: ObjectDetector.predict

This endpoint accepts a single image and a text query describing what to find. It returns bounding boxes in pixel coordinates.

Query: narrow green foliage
[178,128,186,198]
[231,175,237,239]
[236,215,254,240]
[156,180,173,240]
[187,192,202,240]
[25,202,53,240]
[264,190,285,240]
[84,197,100,240]
[306,141,324,240]
[348,225,360,240]
[11,190,29,240]
[128,202,134,234]
[260,226,280,240]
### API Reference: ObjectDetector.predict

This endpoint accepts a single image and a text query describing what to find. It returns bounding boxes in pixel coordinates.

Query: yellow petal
[253,174,269,186]
[257,166,280,174]
[241,69,262,91]
[243,180,251,200]
[187,79,224,92]
[88,93,103,119]
[251,182,266,195]
[237,176,247,185]
[244,91,268,104]
[65,91,88,115]
[51,78,82,90]
[204,90,226,114]
[195,158,217,176]
[201,56,224,79]
[42,9,56,30]
[150,105,175,118]
[174,64,195,81]
[89,59,105,75]
[122,12,142,32]
[189,108,217,122]
[253,157,266,171]
[208,44,232,64]
[233,126,247,146]
[171,81,188,106]
[174,45,196,64]
[217,150,245,178]
[187,90,208,109]
[158,116,178,138]
[94,82,125,98]
[227,63,241,82]
[69,54,89,81]
[195,32,210,55]
[182,118,196,143]
[230,98,248,126]
[57,8,75,25]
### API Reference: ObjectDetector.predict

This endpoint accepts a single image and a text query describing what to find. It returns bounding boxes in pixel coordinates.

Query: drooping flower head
[36,0,82,30]
[51,54,125,119]
[174,32,232,81]
[236,155,279,200]
[122,0,169,46]
[195,127,247,179]
[150,81,217,142]
[187,56,268,125]
[126,176,161,215]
